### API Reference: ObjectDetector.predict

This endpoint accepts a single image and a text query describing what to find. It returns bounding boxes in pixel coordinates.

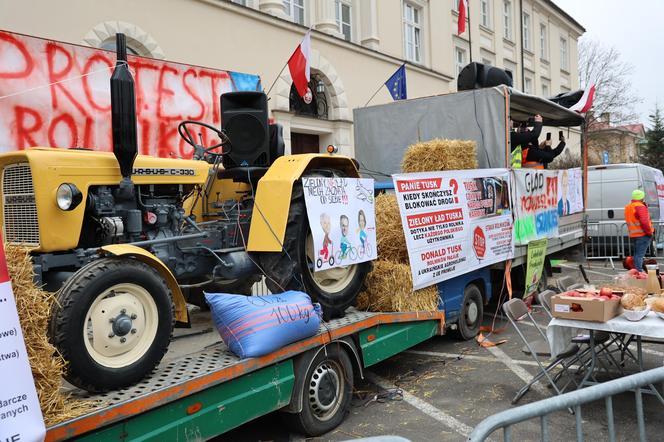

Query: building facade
[0,0,584,157]
[588,119,646,165]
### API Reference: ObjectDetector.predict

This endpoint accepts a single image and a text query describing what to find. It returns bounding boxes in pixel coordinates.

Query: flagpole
[364,83,385,107]
[264,62,289,98]
[467,0,473,63]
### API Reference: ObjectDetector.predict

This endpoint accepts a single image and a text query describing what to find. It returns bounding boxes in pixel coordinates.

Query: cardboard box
[551,295,621,322]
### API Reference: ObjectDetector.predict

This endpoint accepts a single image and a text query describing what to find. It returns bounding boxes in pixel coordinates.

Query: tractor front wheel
[49,257,174,392]
[260,170,371,320]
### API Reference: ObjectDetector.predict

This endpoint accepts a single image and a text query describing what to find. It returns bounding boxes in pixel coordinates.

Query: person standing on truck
[510,115,543,167]
[625,189,653,271]
[523,132,567,169]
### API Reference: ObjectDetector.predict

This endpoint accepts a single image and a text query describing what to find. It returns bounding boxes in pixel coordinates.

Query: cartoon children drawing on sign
[340,214,351,258]
[358,209,368,249]
[319,213,333,261]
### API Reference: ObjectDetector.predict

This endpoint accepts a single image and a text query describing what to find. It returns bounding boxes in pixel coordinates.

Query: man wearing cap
[624,189,653,271]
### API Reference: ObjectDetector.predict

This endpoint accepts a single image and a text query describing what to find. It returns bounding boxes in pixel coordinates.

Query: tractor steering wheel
[177,120,231,160]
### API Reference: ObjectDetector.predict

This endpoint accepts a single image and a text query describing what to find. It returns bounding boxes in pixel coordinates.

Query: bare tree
[579,39,641,127]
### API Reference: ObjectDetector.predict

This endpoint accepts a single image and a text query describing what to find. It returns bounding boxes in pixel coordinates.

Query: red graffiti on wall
[0,31,258,158]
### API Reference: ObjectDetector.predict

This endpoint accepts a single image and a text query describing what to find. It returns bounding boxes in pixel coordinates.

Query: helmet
[631,189,645,200]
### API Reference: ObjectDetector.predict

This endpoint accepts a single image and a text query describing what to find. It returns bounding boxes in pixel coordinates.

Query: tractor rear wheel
[49,257,174,392]
[260,170,371,320]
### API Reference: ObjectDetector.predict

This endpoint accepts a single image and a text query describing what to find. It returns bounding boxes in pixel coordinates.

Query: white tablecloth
[547,312,664,358]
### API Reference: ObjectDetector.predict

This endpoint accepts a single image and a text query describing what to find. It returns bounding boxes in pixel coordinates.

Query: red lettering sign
[473,226,486,258]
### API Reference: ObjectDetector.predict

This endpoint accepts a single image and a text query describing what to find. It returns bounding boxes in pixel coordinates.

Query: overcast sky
[554,0,663,127]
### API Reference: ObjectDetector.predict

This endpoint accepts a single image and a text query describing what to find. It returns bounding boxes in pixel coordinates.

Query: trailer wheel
[49,257,174,392]
[282,346,354,436]
[456,283,483,341]
[260,170,371,319]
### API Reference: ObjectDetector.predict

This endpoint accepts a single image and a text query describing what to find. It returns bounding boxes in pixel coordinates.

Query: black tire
[49,257,174,392]
[456,283,484,341]
[186,277,259,310]
[282,346,354,436]
[260,170,371,320]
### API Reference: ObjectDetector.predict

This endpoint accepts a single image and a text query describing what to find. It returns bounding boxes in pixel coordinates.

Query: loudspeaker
[457,62,513,91]
[220,91,269,168]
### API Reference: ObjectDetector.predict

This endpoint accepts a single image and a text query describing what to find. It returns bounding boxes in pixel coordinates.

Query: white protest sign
[393,169,514,290]
[303,177,376,271]
[557,168,583,216]
[0,241,45,442]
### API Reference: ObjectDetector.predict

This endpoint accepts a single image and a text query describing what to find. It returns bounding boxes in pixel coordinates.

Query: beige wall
[0,0,583,157]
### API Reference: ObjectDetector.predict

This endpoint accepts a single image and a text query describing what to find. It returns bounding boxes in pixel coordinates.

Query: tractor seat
[217,166,268,184]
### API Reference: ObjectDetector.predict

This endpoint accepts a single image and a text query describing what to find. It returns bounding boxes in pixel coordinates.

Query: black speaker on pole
[457,62,513,91]
[220,91,269,168]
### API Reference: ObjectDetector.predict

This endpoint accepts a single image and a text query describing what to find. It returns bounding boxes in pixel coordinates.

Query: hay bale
[356,260,439,312]
[375,193,409,264]
[401,139,478,173]
[6,245,96,426]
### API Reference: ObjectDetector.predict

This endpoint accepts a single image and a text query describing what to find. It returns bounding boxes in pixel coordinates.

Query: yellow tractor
[0,34,369,392]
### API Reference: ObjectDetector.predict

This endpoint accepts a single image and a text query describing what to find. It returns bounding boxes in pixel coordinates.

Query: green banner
[525,238,548,295]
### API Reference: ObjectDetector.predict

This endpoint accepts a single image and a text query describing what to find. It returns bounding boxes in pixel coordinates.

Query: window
[284,0,305,25]
[100,39,139,55]
[452,0,458,12]
[335,0,352,41]
[560,36,569,70]
[524,77,532,94]
[231,0,248,5]
[503,1,512,40]
[403,3,422,63]
[480,0,491,28]
[539,23,548,60]
[455,47,467,77]
[542,83,549,97]
[522,12,531,50]
[482,57,493,66]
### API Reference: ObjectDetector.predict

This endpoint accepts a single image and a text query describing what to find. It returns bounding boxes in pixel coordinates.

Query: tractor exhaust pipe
[110,33,138,185]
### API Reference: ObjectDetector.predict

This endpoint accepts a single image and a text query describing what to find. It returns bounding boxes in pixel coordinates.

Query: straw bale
[356,260,439,312]
[6,245,96,426]
[401,139,478,173]
[375,193,409,264]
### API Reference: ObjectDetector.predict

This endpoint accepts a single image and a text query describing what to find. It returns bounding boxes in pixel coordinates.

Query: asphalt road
[213,260,664,442]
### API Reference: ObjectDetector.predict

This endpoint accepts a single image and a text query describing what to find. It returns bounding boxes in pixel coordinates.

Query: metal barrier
[585,221,663,268]
[468,366,664,442]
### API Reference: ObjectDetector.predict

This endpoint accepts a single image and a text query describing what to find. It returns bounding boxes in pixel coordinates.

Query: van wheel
[456,284,483,341]
[282,346,354,436]
[49,257,174,392]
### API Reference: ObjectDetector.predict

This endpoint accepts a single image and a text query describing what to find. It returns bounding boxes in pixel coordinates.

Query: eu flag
[384,64,407,100]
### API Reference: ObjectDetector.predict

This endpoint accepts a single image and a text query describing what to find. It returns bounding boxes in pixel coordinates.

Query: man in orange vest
[625,189,653,271]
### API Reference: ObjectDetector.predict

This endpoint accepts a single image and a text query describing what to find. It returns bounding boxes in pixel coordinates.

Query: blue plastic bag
[205,290,322,359]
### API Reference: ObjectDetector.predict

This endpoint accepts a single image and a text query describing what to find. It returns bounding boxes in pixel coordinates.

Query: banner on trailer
[512,169,559,245]
[525,238,548,295]
[393,169,514,290]
[0,240,46,442]
[557,168,583,216]
[303,177,376,271]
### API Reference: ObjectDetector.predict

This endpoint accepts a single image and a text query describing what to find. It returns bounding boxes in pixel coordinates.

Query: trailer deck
[46,308,444,441]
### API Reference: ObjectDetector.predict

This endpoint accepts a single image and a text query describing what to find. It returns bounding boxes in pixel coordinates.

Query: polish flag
[288,30,311,98]
[570,84,596,113]
[458,0,466,35]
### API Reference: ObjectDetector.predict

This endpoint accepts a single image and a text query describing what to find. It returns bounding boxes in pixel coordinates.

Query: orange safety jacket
[625,200,653,238]
[521,147,544,169]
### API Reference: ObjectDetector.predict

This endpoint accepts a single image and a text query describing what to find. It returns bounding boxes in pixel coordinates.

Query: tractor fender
[247,154,359,252]
[100,244,188,324]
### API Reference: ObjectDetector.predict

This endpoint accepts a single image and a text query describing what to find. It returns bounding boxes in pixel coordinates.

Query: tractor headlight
[56,183,82,211]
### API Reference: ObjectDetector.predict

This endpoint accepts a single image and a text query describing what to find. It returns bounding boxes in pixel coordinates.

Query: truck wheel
[282,346,354,436]
[456,284,483,341]
[260,171,371,320]
[49,257,174,392]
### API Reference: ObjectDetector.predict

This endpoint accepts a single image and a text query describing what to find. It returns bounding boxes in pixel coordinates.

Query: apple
[599,288,613,297]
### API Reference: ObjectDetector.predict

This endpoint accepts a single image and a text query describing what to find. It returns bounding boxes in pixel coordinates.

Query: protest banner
[393,169,514,290]
[511,169,559,245]
[557,168,583,216]
[654,170,664,222]
[303,177,376,271]
[525,238,548,295]
[0,239,45,442]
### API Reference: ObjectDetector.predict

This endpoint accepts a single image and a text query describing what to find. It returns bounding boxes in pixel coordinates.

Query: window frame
[480,0,491,29]
[541,82,549,97]
[503,0,513,41]
[539,23,548,60]
[522,11,531,51]
[524,77,533,94]
[403,2,423,64]
[335,0,352,41]
[455,46,467,78]
[560,35,569,71]
[283,0,305,25]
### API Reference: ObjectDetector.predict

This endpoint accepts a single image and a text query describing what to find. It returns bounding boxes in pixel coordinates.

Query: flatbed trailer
[46,308,444,441]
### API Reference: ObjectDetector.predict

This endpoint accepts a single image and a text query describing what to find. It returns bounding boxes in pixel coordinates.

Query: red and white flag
[288,30,311,98]
[570,83,596,113]
[458,0,467,35]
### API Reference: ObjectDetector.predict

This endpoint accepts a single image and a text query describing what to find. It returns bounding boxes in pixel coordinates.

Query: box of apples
[621,269,649,290]
[551,288,622,322]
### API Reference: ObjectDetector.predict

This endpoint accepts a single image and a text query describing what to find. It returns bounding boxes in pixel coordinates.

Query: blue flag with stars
[384,64,407,100]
